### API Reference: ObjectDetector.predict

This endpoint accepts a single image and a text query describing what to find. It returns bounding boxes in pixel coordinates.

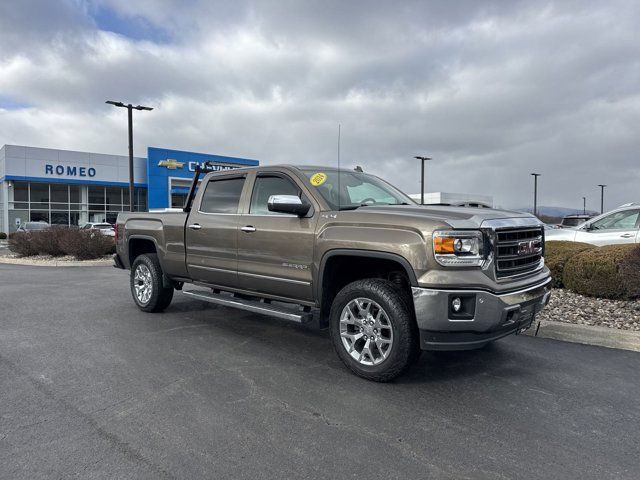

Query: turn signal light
[434,236,455,254]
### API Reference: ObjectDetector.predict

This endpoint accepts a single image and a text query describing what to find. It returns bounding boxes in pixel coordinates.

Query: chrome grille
[494,227,544,278]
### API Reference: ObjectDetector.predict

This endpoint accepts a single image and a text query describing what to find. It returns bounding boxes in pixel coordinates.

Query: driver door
[575,209,640,246]
[237,173,317,302]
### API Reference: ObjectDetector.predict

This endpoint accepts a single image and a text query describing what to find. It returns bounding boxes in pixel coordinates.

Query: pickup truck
[114,164,551,381]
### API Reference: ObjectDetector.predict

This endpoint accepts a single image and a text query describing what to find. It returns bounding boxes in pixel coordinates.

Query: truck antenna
[337,124,341,211]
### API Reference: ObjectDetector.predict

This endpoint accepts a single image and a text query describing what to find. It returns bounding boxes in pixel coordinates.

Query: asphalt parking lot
[1,264,639,479]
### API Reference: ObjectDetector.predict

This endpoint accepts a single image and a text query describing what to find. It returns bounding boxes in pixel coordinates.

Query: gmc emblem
[518,240,541,256]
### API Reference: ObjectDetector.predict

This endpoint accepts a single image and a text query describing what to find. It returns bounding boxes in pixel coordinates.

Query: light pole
[414,156,432,205]
[106,101,153,211]
[597,184,607,214]
[531,173,541,217]
[582,196,586,215]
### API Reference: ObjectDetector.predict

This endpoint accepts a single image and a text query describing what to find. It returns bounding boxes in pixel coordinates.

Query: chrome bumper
[412,278,551,350]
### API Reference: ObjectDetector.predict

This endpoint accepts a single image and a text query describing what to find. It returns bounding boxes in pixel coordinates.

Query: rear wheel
[130,253,174,312]
[329,279,420,382]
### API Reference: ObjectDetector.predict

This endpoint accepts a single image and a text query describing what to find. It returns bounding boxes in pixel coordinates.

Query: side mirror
[267,195,311,217]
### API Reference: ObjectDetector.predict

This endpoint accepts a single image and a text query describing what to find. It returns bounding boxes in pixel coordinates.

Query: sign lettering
[45,164,96,178]
[187,161,239,172]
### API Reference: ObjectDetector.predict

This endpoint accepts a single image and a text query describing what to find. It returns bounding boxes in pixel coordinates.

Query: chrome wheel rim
[339,298,393,366]
[133,264,152,304]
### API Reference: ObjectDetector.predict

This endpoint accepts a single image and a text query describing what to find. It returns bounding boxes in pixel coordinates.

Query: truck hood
[341,204,540,229]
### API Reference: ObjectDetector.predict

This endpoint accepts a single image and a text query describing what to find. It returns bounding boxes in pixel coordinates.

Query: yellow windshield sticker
[310,172,327,186]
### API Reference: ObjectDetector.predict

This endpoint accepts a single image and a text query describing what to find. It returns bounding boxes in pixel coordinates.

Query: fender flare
[315,248,418,303]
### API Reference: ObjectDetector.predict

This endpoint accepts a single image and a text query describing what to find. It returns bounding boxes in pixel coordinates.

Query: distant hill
[516,206,599,218]
[513,206,599,224]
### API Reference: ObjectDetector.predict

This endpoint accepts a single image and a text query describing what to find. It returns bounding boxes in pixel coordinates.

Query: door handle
[241,226,256,233]
[188,223,202,230]
[620,233,634,238]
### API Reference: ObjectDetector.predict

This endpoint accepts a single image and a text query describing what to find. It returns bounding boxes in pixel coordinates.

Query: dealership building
[0,144,258,234]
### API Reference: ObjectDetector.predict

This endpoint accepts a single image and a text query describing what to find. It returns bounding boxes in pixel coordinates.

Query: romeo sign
[45,164,97,178]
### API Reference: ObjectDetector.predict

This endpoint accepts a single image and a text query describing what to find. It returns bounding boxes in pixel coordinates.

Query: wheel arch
[128,235,160,268]
[316,249,418,326]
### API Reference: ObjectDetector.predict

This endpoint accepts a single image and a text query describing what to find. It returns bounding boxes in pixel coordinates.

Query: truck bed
[116,210,189,277]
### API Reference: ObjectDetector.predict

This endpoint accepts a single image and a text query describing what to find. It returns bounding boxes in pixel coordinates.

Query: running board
[182,289,313,323]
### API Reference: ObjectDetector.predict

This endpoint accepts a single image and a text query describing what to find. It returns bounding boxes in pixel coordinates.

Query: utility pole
[582,196,586,215]
[414,156,432,205]
[106,101,153,211]
[597,184,607,214]
[531,173,541,217]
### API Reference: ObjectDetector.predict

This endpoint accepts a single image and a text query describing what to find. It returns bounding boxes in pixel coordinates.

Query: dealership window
[171,193,188,208]
[6,181,147,230]
[170,178,201,209]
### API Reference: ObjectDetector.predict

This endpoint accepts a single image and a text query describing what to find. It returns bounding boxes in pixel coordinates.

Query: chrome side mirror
[267,195,311,216]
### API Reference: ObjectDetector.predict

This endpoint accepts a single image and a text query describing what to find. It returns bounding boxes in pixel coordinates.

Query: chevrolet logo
[158,159,185,169]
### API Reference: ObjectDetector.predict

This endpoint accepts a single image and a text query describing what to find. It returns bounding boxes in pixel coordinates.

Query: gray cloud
[0,0,638,211]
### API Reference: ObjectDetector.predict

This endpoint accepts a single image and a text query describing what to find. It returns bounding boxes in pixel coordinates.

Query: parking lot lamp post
[530,173,541,217]
[414,156,432,205]
[106,101,153,211]
[597,184,607,214]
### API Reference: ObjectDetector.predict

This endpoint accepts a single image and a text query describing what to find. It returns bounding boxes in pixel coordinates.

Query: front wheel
[329,279,420,382]
[130,253,174,312]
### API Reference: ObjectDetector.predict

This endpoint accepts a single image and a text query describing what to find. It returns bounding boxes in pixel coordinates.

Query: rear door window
[199,177,245,214]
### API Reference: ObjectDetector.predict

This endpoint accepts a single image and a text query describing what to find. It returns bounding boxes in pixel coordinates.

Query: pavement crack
[0,354,177,480]
[145,323,210,335]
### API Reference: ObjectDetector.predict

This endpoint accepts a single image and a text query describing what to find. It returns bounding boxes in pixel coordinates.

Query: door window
[199,177,245,214]
[589,209,640,231]
[249,175,303,215]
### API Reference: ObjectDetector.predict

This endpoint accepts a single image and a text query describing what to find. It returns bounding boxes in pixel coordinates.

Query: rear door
[185,174,247,288]
[237,172,318,302]
[575,209,640,246]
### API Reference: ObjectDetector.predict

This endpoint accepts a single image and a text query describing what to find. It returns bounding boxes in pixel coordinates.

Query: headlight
[433,230,485,267]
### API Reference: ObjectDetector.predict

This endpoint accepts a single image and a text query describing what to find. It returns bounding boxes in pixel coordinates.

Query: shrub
[29,228,68,257]
[545,241,596,288]
[619,245,640,299]
[563,244,638,299]
[0,232,7,240]
[59,229,115,260]
[8,228,115,260]
[8,232,39,257]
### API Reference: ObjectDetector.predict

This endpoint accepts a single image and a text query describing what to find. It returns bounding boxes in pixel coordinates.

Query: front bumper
[413,278,551,351]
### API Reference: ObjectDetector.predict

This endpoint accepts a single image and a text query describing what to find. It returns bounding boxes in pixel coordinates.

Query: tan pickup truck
[114,164,551,381]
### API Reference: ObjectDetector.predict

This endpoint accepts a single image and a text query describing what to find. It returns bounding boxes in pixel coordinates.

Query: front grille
[494,227,544,278]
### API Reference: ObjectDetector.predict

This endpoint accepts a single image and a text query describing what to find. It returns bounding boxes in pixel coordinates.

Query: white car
[545,203,640,246]
[82,222,115,237]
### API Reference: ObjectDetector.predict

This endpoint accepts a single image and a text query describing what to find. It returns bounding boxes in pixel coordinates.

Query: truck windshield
[300,169,415,210]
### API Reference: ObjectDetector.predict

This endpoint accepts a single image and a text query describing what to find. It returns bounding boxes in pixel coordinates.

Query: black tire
[329,279,420,382]
[130,253,174,312]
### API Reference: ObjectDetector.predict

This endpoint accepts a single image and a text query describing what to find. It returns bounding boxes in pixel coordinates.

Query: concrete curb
[524,320,640,353]
[0,257,112,267]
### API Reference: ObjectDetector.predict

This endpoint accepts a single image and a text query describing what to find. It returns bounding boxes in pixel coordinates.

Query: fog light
[452,297,462,312]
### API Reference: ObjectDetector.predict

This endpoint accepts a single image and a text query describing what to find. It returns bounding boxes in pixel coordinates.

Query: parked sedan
[82,223,115,237]
[16,221,50,233]
[546,203,639,246]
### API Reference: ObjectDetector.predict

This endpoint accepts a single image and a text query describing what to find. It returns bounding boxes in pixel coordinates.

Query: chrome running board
[182,289,313,323]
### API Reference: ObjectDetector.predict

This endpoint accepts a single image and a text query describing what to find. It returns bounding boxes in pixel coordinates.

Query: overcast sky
[0,0,638,210]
